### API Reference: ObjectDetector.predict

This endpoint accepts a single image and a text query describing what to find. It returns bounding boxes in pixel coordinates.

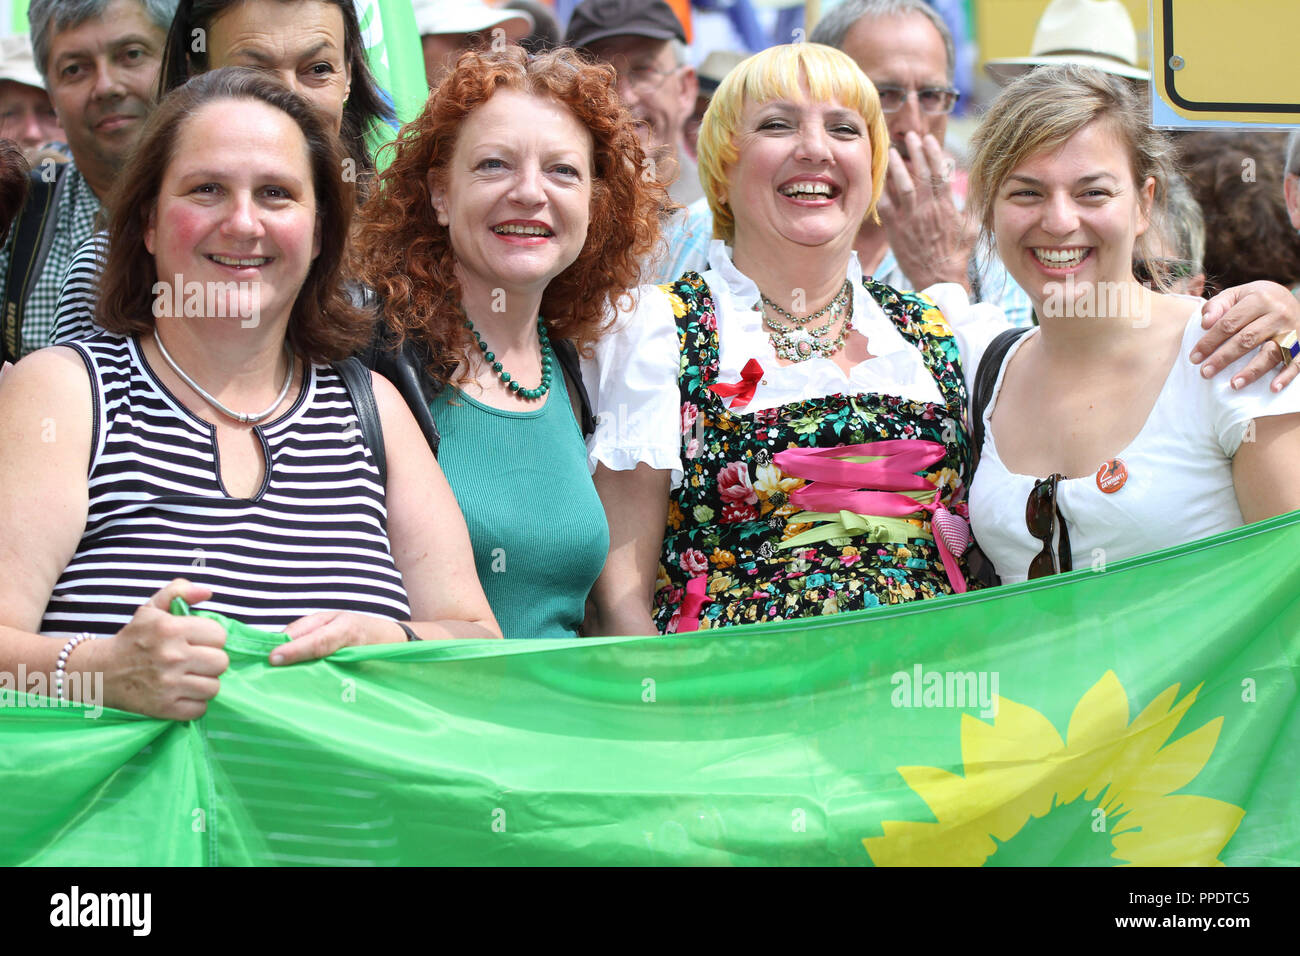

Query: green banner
[358,0,428,152]
[2,513,1297,866]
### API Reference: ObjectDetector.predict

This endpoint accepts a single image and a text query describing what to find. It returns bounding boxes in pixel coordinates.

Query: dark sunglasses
[1026,474,1072,579]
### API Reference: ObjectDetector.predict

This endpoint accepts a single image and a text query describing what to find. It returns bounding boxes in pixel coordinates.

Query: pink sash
[774,441,971,593]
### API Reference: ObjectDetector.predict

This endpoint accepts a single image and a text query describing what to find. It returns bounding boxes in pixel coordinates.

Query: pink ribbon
[774,441,970,593]
[708,358,764,410]
[675,574,712,632]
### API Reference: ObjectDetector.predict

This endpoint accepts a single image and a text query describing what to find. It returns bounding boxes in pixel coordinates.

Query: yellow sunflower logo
[863,671,1244,866]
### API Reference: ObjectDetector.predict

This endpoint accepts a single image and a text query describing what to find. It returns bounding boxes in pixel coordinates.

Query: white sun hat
[411,0,534,40]
[984,0,1150,84]
[0,34,47,90]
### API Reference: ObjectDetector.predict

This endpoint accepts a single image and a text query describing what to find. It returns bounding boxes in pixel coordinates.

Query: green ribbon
[777,489,938,550]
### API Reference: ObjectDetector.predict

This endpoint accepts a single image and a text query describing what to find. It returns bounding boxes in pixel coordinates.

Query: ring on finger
[1273,330,1299,367]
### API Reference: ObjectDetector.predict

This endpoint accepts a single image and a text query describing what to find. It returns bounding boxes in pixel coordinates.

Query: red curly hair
[352,45,665,384]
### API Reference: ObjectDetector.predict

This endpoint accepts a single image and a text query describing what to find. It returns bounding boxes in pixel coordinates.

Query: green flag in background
[357,0,429,151]
[1,512,1297,866]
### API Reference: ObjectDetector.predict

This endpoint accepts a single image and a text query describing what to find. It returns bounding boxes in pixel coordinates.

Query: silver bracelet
[55,632,99,701]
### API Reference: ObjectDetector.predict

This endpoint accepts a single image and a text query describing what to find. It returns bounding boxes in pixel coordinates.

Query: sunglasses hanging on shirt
[1026,473,1072,579]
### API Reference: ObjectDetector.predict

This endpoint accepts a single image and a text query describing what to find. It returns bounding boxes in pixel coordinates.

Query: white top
[969,305,1300,584]
[582,240,1009,488]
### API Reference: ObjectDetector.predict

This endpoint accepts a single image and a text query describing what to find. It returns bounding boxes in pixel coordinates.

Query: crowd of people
[0,0,1298,719]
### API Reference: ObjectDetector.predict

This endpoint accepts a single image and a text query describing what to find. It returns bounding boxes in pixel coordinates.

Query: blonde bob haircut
[968,64,1177,285]
[698,43,890,243]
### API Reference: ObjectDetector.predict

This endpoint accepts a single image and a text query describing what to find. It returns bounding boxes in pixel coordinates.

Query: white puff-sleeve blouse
[582,241,1010,489]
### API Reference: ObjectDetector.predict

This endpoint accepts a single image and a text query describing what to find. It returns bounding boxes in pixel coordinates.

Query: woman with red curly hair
[352,46,663,639]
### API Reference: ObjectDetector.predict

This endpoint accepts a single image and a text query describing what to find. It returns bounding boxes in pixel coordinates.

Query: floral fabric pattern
[654,273,976,633]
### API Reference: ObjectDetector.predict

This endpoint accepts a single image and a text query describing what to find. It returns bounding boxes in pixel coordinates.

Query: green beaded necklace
[461,308,553,400]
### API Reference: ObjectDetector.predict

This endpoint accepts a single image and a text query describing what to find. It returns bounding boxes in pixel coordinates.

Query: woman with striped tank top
[0,69,500,721]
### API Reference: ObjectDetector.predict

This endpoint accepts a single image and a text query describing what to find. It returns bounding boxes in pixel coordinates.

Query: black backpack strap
[348,282,593,447]
[350,282,443,458]
[963,326,1032,591]
[2,163,68,362]
[334,356,387,489]
[361,321,442,458]
[552,337,594,438]
[970,327,1032,470]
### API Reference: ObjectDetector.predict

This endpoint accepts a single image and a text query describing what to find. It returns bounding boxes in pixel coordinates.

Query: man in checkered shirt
[0,0,174,360]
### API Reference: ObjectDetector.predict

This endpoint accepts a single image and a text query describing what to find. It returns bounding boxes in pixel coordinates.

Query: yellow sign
[1152,0,1300,125]
[976,0,1150,72]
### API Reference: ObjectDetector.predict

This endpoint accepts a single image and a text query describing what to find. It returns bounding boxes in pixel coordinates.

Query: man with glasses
[811,0,1033,326]
[565,0,701,206]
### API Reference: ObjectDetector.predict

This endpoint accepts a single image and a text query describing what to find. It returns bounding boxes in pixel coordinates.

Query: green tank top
[430,377,608,638]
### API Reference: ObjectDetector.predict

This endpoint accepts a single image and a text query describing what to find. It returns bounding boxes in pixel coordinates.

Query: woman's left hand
[270,611,405,665]
[1194,281,1300,392]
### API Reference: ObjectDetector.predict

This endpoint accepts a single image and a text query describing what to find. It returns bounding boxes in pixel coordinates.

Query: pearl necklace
[153,330,294,425]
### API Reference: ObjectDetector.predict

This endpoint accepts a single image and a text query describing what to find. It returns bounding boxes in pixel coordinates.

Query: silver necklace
[758,280,851,326]
[153,330,294,425]
[762,289,855,362]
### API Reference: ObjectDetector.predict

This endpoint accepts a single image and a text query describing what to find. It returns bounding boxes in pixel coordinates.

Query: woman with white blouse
[584,44,1297,635]
[965,66,1300,582]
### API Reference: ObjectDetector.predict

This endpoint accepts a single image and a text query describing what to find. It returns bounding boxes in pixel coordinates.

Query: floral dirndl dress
[654,272,976,633]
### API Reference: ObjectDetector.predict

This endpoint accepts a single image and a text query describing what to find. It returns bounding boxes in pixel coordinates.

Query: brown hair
[0,140,28,241]
[158,0,394,181]
[1177,130,1300,293]
[969,64,1178,287]
[351,45,663,385]
[96,66,370,363]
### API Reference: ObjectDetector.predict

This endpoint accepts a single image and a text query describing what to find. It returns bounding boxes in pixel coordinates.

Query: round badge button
[1096,458,1128,494]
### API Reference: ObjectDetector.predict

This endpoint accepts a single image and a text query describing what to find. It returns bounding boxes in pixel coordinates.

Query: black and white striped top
[41,333,411,636]
[50,229,108,346]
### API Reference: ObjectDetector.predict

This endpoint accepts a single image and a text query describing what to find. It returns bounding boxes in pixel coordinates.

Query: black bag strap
[351,283,596,451]
[962,326,1032,591]
[2,163,68,363]
[334,356,387,489]
[551,337,595,438]
[970,326,1032,472]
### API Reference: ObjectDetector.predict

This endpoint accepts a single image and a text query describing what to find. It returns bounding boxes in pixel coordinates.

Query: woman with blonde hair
[586,42,998,633]
[965,64,1300,582]
[586,45,1299,633]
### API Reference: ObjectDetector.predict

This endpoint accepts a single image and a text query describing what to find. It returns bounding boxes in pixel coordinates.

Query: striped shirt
[51,229,108,345]
[41,333,411,636]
